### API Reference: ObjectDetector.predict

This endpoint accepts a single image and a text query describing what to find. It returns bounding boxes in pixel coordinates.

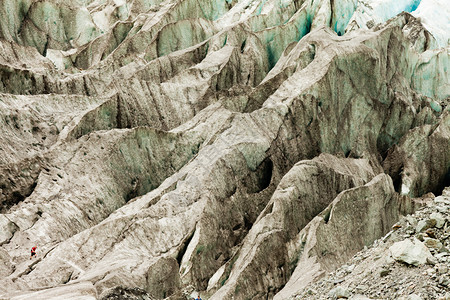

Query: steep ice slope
[411,0,450,48]
[0,0,449,299]
[347,0,422,30]
[346,0,449,48]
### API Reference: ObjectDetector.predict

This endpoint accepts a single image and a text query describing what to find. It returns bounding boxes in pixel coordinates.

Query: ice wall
[411,0,450,48]
[347,0,449,48]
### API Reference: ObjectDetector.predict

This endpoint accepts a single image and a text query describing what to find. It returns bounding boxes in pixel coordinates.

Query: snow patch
[346,0,420,30]
[113,0,126,6]
[207,264,226,289]
[412,0,450,48]
[346,0,449,48]
[401,183,411,196]
[46,49,73,70]
[92,9,112,33]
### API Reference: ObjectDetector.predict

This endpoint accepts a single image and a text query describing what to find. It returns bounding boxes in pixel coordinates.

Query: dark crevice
[323,206,332,224]
[1,177,38,213]
[13,257,41,280]
[432,168,450,197]
[240,39,246,53]
[62,271,73,284]
[125,177,141,202]
[243,214,252,232]
[244,158,273,193]
[392,168,403,193]
[42,244,58,260]
[42,35,49,57]
[116,94,131,129]
[344,149,351,158]
[176,229,196,267]
[256,158,273,192]
[382,145,404,194]
[330,0,335,29]
[232,223,242,231]
[116,94,124,128]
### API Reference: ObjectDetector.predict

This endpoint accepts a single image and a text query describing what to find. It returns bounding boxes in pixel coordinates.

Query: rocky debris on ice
[389,238,433,266]
[273,173,417,300]
[292,187,450,299]
[329,286,351,299]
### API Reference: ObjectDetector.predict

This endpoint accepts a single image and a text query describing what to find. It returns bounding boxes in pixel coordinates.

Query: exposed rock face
[0,0,448,299]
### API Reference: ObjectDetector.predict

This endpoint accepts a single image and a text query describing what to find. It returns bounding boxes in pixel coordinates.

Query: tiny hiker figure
[195,295,202,300]
[30,246,37,259]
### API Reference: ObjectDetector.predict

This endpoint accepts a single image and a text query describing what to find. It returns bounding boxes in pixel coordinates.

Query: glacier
[0,0,448,299]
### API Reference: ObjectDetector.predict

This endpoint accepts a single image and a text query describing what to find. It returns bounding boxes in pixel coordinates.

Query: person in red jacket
[30,246,37,259]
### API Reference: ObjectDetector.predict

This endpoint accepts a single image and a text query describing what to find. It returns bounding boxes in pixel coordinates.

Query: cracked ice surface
[348,0,449,48]
[411,0,450,48]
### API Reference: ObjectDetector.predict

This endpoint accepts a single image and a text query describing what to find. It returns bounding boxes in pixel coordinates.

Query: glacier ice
[348,0,421,31]
[0,1,448,299]
[411,0,450,48]
[347,0,449,48]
